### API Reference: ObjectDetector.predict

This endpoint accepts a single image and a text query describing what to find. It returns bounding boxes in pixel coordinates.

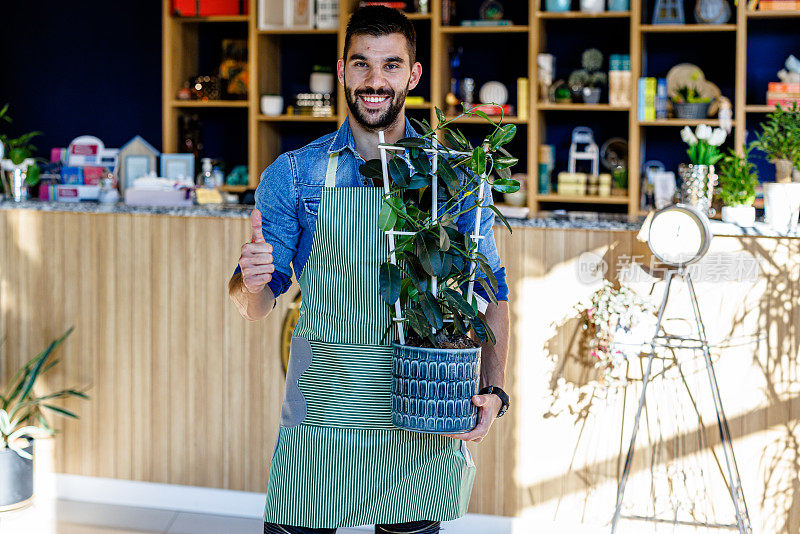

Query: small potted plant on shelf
[1,328,89,510]
[568,49,607,105]
[360,106,519,434]
[679,124,726,216]
[0,104,42,202]
[671,85,713,120]
[717,145,758,227]
[751,102,800,231]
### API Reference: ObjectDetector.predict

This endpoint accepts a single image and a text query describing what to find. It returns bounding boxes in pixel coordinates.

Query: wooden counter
[1,206,799,531]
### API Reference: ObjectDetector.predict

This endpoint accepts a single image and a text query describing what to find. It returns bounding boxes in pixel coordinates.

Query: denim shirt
[235,116,508,305]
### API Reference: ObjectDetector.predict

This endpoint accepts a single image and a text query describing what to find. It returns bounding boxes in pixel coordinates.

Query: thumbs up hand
[238,209,275,294]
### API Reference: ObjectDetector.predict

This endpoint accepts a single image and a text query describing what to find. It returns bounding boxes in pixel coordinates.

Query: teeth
[362,95,388,103]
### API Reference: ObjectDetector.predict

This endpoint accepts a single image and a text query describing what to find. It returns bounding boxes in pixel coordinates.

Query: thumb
[473,395,488,406]
[250,209,265,243]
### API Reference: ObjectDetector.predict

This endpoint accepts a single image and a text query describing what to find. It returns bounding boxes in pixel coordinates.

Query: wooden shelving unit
[163,1,795,216]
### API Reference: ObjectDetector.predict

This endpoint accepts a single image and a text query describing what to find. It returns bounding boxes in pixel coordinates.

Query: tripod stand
[610,268,752,533]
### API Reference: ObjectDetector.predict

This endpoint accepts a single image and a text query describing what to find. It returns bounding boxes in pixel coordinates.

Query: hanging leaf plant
[360,105,520,349]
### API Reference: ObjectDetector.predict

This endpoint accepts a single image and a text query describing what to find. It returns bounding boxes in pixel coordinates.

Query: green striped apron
[263,152,476,529]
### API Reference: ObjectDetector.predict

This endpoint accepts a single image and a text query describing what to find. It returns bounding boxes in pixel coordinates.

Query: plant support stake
[466,174,486,306]
[378,130,406,345]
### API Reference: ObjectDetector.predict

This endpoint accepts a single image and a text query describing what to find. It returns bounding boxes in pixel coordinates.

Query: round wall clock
[648,203,712,267]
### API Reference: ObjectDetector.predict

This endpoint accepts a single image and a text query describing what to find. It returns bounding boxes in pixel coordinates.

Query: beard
[344,78,409,130]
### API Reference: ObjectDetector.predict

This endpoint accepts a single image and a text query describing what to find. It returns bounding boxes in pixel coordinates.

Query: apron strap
[325,152,339,188]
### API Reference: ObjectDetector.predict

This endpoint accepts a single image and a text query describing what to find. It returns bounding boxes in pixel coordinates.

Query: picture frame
[124,155,151,185]
[160,153,195,183]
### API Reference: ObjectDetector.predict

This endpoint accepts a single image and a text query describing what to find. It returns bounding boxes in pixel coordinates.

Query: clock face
[648,205,711,266]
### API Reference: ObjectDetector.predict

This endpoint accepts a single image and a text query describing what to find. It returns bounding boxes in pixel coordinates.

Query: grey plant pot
[673,102,710,120]
[582,87,602,104]
[0,440,34,510]
[391,342,480,434]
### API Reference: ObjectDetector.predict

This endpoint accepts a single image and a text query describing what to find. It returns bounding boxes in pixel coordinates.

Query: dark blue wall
[0,1,162,155]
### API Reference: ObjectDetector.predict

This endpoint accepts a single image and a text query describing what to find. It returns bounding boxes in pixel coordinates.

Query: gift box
[172,0,248,17]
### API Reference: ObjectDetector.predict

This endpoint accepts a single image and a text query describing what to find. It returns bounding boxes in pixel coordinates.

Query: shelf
[746,9,800,18]
[639,118,721,126]
[257,28,338,35]
[258,114,338,122]
[405,101,433,109]
[172,15,249,23]
[536,11,630,19]
[640,24,737,32]
[535,194,630,204]
[405,12,432,20]
[440,25,529,34]
[537,102,630,111]
[171,100,249,108]
[745,105,780,113]
[218,185,252,192]
[445,115,528,124]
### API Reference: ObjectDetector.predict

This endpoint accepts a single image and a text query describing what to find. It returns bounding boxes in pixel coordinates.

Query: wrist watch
[479,385,510,418]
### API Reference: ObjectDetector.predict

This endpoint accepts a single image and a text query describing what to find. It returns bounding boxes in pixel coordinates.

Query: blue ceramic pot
[391,342,480,434]
[545,0,572,11]
[607,0,629,11]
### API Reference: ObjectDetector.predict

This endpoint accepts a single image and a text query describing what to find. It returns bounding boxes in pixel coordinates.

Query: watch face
[648,204,711,266]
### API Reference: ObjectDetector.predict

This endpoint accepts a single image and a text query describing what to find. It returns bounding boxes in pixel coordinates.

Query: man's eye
[386,64,399,70]
[355,62,367,68]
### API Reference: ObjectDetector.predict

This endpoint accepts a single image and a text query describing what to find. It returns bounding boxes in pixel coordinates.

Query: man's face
[337,33,422,130]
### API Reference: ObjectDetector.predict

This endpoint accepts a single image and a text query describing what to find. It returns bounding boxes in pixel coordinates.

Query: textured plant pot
[721,205,755,227]
[774,158,794,184]
[673,102,710,120]
[580,0,605,12]
[545,0,572,11]
[0,440,34,510]
[582,87,602,104]
[679,164,717,217]
[391,343,480,434]
[764,182,800,233]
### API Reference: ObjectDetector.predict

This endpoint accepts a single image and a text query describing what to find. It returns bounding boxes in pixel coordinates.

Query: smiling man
[229,6,510,534]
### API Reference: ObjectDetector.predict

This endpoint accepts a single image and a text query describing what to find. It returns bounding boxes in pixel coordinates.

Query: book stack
[291,93,334,117]
[757,0,800,10]
[359,1,407,7]
[638,77,668,121]
[767,83,800,107]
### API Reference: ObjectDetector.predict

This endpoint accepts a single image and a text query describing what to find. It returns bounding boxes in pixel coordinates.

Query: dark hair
[343,6,417,64]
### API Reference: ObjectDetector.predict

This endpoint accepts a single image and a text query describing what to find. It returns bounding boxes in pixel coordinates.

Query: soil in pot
[405,331,480,350]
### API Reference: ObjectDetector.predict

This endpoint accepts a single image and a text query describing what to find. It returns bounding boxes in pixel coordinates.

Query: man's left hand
[444,393,502,443]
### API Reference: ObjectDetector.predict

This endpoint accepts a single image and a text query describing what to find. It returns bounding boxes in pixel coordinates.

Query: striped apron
[263,152,476,529]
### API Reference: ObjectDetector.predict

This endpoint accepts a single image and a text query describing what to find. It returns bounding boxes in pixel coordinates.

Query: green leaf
[406,173,429,190]
[435,106,446,124]
[437,156,461,195]
[492,178,520,193]
[407,307,432,339]
[378,199,397,230]
[486,203,513,234]
[410,117,432,133]
[379,263,402,305]
[388,157,410,187]
[415,232,442,277]
[25,164,40,186]
[437,252,453,278]
[471,147,487,175]
[43,404,79,419]
[470,315,496,344]
[476,277,499,305]
[475,258,499,293]
[438,226,450,251]
[442,288,477,318]
[359,159,384,180]
[490,124,517,149]
[444,128,470,151]
[494,156,519,169]
[405,252,429,293]
[419,291,444,330]
[410,149,431,175]
[394,137,427,148]
[470,109,492,122]
[496,166,512,181]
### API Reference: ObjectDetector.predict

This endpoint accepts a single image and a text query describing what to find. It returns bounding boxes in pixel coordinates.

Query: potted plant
[717,145,758,227]
[752,103,800,231]
[568,49,607,104]
[671,85,712,120]
[360,106,519,434]
[0,328,89,510]
[0,104,42,202]
[679,124,726,216]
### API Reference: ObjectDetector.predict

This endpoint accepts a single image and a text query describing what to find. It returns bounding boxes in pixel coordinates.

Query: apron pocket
[279,336,314,427]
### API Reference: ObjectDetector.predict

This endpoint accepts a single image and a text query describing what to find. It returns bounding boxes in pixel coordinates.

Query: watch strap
[479,385,510,418]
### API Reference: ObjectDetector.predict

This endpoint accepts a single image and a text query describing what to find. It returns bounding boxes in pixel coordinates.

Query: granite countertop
[1,199,798,237]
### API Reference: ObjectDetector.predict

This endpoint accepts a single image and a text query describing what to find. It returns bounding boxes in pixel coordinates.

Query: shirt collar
[328,115,421,155]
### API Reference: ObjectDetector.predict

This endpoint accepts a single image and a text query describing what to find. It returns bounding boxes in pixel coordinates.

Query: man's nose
[364,66,388,91]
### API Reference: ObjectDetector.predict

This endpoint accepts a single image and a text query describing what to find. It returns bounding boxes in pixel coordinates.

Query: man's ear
[407,61,422,91]
[337,58,345,86]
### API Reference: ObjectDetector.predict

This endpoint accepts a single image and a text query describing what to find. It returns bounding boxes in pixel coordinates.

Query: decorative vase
[721,205,755,227]
[678,163,717,216]
[0,159,35,202]
[774,158,794,184]
[580,0,605,12]
[608,0,629,10]
[545,0,572,12]
[391,343,480,434]
[673,102,710,120]
[0,439,34,510]
[582,87,602,104]
[763,182,800,233]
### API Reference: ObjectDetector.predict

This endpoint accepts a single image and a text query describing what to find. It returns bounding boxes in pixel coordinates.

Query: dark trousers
[264,520,441,533]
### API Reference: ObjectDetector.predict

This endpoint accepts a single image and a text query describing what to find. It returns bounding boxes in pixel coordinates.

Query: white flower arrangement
[680,124,728,166]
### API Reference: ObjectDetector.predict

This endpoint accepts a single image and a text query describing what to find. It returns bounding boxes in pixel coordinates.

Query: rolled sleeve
[455,170,509,302]
[233,154,299,303]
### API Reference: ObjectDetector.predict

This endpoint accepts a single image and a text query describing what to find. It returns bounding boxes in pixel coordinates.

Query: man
[229,7,510,534]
